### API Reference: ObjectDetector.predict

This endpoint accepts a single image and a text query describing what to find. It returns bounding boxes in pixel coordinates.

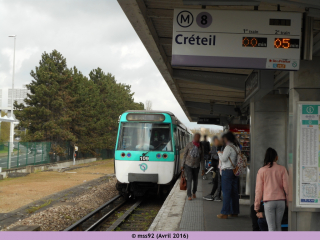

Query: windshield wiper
[142,141,168,156]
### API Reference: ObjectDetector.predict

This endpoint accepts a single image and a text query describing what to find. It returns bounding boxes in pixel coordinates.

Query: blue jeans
[221,169,239,215]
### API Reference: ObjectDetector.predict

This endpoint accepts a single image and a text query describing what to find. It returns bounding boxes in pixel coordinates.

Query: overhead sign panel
[172,9,302,70]
[197,117,221,125]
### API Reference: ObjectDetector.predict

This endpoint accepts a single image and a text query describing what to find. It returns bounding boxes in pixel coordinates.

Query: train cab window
[117,122,172,151]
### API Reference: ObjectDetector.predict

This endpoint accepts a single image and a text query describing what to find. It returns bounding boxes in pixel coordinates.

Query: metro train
[115,110,192,197]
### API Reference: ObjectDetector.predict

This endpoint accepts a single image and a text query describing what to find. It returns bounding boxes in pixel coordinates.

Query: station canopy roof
[118,0,320,124]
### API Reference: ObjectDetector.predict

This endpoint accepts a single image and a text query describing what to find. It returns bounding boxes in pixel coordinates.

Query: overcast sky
[0,0,222,131]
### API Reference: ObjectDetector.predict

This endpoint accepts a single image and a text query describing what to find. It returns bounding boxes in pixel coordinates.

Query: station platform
[149,174,252,231]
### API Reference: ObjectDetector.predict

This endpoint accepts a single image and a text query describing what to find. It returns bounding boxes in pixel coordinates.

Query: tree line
[14,50,144,155]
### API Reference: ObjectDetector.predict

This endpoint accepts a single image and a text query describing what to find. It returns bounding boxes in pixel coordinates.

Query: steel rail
[85,199,129,231]
[106,199,143,231]
[64,194,122,231]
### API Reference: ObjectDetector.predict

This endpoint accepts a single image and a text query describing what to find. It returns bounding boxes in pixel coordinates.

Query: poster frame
[295,101,320,210]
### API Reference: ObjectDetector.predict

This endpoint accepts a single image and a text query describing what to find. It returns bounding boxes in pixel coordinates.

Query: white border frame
[295,101,320,209]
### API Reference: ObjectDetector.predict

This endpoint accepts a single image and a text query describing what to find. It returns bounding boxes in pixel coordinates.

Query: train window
[179,130,183,148]
[117,122,172,151]
[174,130,179,149]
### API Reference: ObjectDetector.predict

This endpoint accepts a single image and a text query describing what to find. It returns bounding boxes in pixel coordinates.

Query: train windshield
[117,122,172,151]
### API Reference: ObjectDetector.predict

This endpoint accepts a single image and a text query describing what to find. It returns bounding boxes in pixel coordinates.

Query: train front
[115,112,175,197]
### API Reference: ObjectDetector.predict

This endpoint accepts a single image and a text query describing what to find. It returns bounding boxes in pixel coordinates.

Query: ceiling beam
[185,101,239,116]
[309,8,320,18]
[159,38,172,46]
[274,71,289,89]
[173,69,247,91]
[147,9,173,18]
[183,94,244,102]
[180,87,244,97]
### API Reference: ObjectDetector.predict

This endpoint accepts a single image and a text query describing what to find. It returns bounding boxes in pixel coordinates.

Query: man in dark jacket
[201,135,211,161]
[203,136,222,201]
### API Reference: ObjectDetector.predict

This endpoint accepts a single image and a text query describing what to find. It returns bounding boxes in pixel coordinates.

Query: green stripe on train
[115,151,174,162]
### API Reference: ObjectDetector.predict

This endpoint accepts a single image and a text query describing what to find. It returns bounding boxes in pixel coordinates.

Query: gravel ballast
[3,177,118,231]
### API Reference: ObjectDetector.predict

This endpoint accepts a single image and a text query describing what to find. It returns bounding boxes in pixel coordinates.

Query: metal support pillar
[250,94,288,204]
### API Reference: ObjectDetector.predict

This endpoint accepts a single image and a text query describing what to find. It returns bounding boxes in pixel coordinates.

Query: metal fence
[0,142,52,170]
[0,142,114,170]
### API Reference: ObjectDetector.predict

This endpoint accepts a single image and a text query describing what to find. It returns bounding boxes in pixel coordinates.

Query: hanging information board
[297,103,320,207]
[172,9,302,70]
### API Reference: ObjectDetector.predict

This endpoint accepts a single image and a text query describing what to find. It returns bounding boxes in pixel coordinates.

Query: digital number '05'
[274,38,290,48]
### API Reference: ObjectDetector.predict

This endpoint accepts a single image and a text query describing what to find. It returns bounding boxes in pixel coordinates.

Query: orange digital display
[274,38,299,49]
[242,37,267,47]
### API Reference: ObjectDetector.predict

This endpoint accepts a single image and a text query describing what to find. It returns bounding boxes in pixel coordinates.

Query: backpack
[228,144,248,176]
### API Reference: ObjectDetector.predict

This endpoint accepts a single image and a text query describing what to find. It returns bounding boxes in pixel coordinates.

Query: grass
[0,146,18,157]
[0,159,115,213]
[26,199,52,214]
[0,146,18,154]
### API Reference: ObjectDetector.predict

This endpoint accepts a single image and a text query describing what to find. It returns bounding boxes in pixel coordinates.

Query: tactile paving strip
[179,176,204,231]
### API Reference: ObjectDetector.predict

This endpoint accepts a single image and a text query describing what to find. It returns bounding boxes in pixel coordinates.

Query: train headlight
[163,153,168,159]
[121,152,126,158]
[127,153,131,158]
[156,153,161,159]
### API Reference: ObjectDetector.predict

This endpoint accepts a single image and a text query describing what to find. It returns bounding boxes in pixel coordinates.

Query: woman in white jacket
[217,131,240,219]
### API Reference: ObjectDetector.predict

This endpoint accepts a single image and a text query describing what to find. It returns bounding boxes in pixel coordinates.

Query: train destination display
[172,9,302,70]
[297,103,320,208]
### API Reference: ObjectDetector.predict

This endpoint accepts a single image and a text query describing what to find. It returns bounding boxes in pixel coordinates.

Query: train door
[179,128,186,169]
[173,127,180,177]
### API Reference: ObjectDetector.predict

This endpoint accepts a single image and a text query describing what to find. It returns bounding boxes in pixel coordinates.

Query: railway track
[64,194,163,231]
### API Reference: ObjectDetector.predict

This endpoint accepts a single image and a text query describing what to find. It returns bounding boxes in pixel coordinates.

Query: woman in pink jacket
[254,148,289,231]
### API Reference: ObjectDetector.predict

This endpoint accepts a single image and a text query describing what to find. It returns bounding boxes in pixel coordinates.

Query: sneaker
[203,194,214,201]
[214,197,222,201]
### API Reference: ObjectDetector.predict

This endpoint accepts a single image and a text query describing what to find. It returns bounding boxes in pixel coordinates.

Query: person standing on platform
[254,148,289,231]
[217,131,240,219]
[181,133,205,201]
[201,135,211,163]
[203,136,222,201]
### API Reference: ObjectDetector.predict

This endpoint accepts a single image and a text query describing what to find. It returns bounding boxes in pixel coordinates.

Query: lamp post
[8,35,16,169]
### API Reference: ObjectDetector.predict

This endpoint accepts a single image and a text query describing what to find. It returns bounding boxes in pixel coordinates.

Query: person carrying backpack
[217,131,240,219]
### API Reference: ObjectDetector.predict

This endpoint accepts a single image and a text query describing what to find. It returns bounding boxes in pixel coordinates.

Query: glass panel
[126,114,165,122]
[118,122,172,152]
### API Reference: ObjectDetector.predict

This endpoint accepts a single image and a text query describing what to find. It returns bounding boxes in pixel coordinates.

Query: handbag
[180,171,187,190]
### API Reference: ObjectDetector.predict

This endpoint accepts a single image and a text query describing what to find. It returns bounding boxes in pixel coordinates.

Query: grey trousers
[264,200,285,231]
[184,165,200,197]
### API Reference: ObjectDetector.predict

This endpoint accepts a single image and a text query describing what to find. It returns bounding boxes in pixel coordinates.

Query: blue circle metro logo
[177,11,194,28]
[139,163,148,172]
